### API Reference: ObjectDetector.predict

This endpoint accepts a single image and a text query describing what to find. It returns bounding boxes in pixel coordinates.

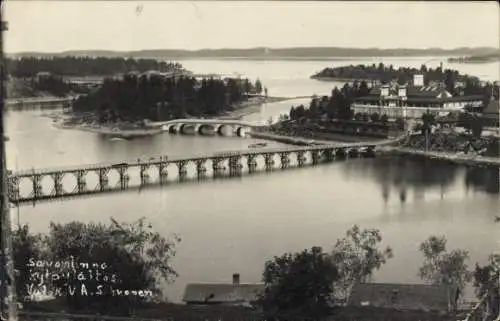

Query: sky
[3,1,500,53]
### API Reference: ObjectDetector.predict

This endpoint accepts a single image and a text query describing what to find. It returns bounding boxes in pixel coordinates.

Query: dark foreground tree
[12,217,181,316]
[418,235,471,312]
[473,254,500,319]
[259,246,339,320]
[11,225,42,300]
[330,225,393,303]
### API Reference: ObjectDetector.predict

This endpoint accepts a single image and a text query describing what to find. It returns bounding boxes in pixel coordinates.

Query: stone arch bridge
[147,119,268,136]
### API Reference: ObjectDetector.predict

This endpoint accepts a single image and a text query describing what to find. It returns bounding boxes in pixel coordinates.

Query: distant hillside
[7,46,500,59]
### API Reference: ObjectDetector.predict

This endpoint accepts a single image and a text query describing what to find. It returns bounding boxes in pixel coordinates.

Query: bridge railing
[9,143,379,176]
[147,118,262,128]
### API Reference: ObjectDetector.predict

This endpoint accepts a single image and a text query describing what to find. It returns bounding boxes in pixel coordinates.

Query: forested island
[6,56,184,77]
[448,52,500,64]
[311,63,480,85]
[70,74,265,123]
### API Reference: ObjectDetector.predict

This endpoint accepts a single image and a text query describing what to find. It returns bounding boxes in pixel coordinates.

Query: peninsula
[53,71,274,138]
[5,56,281,138]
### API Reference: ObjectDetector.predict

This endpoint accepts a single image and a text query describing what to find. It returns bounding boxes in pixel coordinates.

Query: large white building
[352,74,484,119]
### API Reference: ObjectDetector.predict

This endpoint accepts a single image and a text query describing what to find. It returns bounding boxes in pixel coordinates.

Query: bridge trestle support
[75,170,87,193]
[228,156,243,176]
[51,172,64,196]
[297,151,306,167]
[247,154,258,173]
[98,168,109,192]
[323,149,334,162]
[138,164,149,187]
[264,153,275,171]
[212,157,225,178]
[279,152,291,169]
[8,176,20,202]
[157,162,169,185]
[32,174,43,200]
[195,159,207,179]
[311,150,320,165]
[176,161,188,180]
[118,166,130,189]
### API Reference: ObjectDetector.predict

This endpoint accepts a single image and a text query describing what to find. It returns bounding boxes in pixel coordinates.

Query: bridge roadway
[11,141,378,177]
[7,131,410,205]
[147,118,262,129]
[7,141,387,205]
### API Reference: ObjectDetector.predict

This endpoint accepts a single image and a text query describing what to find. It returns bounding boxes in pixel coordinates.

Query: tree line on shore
[288,81,370,122]
[311,63,500,104]
[6,219,500,320]
[312,63,477,85]
[72,74,264,122]
[6,56,184,78]
[448,52,500,63]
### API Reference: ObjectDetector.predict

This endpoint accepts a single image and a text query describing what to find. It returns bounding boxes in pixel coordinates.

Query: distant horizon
[7,45,499,56]
[4,2,498,53]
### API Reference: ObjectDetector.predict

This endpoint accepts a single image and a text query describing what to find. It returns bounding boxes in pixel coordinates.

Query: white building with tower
[352,74,484,119]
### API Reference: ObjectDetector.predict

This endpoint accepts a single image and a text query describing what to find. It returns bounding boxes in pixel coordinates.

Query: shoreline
[218,95,294,120]
[251,130,500,167]
[378,146,500,167]
[45,95,295,136]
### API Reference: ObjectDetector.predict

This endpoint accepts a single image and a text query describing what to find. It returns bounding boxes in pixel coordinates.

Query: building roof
[347,283,454,312]
[483,100,499,115]
[183,283,265,304]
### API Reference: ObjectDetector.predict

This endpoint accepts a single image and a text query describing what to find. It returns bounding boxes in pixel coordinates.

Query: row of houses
[351,74,498,126]
[182,273,464,314]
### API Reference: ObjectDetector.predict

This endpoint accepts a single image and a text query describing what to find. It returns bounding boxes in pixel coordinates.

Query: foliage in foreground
[12,217,180,315]
[260,228,500,319]
[260,225,393,319]
[260,246,338,319]
[418,235,471,311]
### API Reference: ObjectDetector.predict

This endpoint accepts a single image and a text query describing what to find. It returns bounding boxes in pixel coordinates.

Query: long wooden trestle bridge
[7,142,382,205]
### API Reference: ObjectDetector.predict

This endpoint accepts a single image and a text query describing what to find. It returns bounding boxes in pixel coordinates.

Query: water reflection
[341,156,498,204]
[465,167,500,195]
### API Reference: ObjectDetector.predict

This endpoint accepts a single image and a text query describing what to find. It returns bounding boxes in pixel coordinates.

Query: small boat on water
[248,142,267,148]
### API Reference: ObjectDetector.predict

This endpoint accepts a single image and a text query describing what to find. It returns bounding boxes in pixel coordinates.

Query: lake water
[5,57,500,303]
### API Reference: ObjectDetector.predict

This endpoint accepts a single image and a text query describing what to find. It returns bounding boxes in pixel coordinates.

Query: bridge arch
[197,124,216,135]
[177,123,186,134]
[236,126,252,137]
[217,124,233,136]
[168,124,178,134]
[179,123,197,135]
[348,148,360,157]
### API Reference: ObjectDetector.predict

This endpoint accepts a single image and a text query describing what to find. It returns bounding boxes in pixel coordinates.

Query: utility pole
[0,4,18,321]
